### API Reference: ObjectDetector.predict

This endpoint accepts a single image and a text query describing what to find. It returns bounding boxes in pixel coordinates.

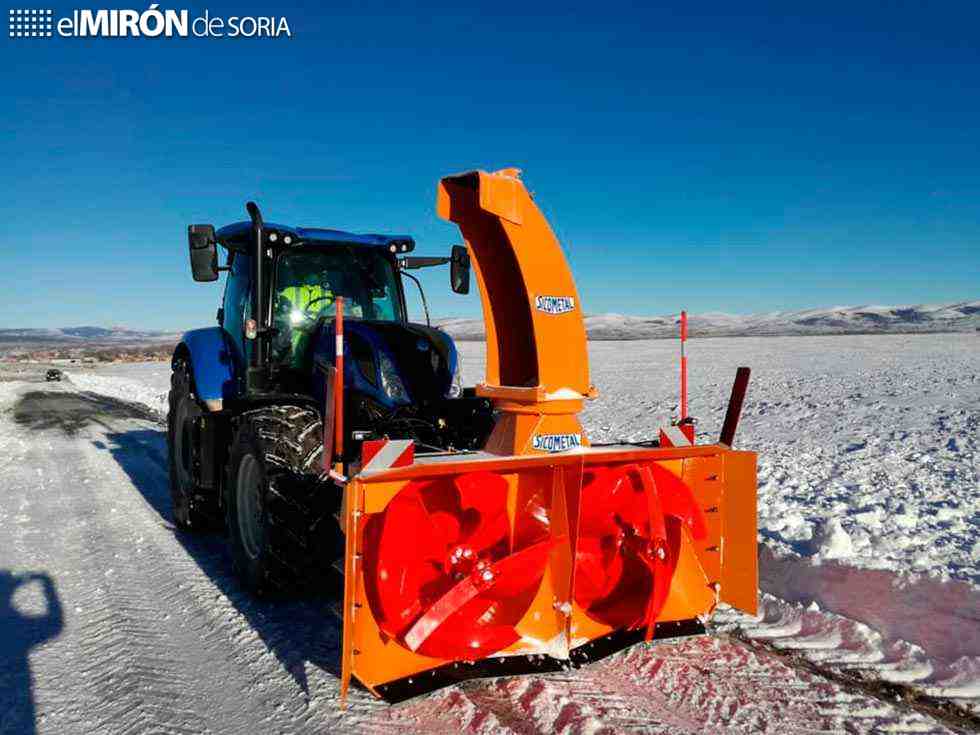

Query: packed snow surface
[1,332,975,733]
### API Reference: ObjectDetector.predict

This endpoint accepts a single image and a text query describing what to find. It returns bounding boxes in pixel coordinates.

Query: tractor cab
[184,207,488,459]
[269,243,405,370]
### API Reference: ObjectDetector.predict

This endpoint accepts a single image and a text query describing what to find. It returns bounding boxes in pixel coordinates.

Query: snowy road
[1,333,978,733]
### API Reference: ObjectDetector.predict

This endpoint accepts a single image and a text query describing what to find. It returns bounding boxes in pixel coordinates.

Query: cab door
[221,253,251,375]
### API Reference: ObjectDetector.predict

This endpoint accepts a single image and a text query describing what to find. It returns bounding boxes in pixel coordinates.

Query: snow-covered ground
[582,334,980,706]
[0,333,973,732]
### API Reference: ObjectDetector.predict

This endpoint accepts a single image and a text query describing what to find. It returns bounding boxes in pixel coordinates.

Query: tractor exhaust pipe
[246,201,267,389]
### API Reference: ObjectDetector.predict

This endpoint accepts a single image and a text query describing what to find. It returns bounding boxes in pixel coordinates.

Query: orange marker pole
[333,297,345,474]
[680,310,688,421]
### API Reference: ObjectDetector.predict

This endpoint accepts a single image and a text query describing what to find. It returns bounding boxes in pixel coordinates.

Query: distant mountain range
[1,300,976,349]
[0,326,181,346]
[436,300,980,340]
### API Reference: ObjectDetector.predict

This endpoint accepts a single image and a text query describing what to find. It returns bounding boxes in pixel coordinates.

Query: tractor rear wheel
[167,359,217,530]
[224,405,341,596]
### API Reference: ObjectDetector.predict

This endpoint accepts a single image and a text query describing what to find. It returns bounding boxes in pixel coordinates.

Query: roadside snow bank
[580,333,980,706]
[715,592,980,706]
[755,549,980,706]
[64,369,169,418]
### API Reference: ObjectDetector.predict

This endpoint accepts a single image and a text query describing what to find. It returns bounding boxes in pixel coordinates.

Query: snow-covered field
[586,334,980,706]
[0,333,976,733]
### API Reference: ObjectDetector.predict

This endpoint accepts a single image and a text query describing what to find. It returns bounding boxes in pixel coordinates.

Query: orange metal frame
[340,445,757,698]
[337,169,758,701]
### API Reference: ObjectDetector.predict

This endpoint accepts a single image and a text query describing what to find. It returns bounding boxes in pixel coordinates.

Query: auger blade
[370,488,446,636]
[649,463,708,540]
[572,463,699,633]
[342,447,755,700]
[403,540,555,654]
[362,471,553,663]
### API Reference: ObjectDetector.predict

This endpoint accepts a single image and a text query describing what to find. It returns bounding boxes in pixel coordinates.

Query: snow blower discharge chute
[171,168,757,705]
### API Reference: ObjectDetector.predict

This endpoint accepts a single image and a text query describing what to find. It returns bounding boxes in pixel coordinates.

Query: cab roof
[215,221,414,253]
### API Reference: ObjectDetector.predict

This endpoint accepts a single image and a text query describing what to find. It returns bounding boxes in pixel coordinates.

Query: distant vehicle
[45,369,63,382]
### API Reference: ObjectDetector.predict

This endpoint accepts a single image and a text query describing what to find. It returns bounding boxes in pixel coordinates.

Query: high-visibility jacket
[278,283,333,366]
[280,283,333,316]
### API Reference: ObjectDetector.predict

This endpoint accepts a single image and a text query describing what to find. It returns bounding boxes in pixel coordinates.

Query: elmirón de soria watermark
[13,5,292,38]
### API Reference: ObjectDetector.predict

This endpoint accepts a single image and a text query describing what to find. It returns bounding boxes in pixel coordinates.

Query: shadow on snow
[0,570,64,735]
[97,426,343,695]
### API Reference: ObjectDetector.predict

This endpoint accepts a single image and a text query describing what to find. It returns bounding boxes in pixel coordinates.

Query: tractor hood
[310,320,458,411]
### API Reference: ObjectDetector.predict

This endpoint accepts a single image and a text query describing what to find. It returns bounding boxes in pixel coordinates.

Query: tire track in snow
[454,664,700,734]
[715,598,980,732]
[0,387,342,733]
[82,417,351,733]
[413,634,956,734]
[731,631,980,734]
[17,408,265,731]
[1,396,210,733]
[45,388,454,734]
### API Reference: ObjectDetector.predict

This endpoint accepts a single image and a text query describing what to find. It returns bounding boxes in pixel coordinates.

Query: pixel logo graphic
[6,6,292,38]
[9,8,54,37]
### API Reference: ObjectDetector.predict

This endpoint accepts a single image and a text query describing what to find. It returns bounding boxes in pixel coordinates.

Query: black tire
[224,405,342,596]
[167,359,217,530]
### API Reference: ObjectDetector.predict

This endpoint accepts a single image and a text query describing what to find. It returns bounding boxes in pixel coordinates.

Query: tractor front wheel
[167,359,217,530]
[223,405,341,596]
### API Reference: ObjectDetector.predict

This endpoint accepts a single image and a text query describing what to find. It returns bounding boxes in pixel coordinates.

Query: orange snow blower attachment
[339,169,758,702]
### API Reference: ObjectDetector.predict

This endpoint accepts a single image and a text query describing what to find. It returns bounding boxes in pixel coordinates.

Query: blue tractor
[169,202,492,593]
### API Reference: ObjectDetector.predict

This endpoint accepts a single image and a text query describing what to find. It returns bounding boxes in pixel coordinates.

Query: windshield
[273,246,404,324]
[271,246,404,368]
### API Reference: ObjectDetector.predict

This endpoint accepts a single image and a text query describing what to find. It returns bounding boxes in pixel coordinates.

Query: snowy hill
[1,301,976,348]
[437,300,980,340]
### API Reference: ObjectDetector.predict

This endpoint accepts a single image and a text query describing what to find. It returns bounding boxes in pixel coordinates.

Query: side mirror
[188,224,218,282]
[450,244,470,295]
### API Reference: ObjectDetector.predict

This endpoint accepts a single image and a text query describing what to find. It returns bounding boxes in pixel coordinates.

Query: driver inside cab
[273,269,334,369]
[272,248,388,369]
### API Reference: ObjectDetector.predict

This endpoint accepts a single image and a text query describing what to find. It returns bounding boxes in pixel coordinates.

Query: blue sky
[1,1,977,329]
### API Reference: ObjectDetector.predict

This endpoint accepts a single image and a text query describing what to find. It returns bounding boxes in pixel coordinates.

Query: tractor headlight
[378,351,410,403]
[447,353,463,399]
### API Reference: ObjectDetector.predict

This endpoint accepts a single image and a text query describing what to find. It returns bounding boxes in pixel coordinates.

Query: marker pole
[680,310,688,421]
[333,297,345,474]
